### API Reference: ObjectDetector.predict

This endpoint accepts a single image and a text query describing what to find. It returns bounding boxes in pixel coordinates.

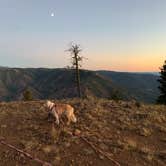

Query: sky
[0,0,166,72]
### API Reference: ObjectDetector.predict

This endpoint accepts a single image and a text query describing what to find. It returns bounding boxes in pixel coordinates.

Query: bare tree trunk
[68,43,83,98]
[75,54,81,98]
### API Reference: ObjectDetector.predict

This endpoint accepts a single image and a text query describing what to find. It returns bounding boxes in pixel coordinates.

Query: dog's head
[43,100,54,110]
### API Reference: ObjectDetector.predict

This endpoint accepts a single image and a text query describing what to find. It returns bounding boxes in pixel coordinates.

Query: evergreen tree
[157,60,166,104]
[111,90,123,101]
[23,89,33,101]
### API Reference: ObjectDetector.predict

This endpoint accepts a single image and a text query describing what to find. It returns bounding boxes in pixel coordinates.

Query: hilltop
[98,71,159,103]
[0,98,165,166]
[0,68,159,103]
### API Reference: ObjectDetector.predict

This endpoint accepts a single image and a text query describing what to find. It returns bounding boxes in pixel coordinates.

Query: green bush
[23,89,33,101]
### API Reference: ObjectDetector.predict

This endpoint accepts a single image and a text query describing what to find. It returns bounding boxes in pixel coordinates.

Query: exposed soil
[0,98,166,166]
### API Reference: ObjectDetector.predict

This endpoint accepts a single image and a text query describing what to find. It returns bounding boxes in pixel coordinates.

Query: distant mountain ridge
[98,70,160,103]
[0,68,160,103]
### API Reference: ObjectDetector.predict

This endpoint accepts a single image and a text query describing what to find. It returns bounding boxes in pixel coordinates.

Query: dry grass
[0,98,166,166]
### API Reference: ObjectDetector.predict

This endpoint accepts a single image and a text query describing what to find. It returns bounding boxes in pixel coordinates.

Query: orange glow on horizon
[84,53,165,72]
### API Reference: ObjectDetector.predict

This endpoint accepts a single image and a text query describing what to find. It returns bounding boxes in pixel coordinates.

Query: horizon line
[0,65,159,73]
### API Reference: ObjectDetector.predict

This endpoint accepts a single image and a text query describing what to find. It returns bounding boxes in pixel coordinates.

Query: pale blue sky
[0,0,166,71]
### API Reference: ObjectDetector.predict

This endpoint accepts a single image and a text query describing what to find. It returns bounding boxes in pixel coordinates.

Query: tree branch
[0,137,52,166]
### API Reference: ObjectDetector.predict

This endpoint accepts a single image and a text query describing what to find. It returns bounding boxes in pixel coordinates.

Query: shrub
[23,89,33,101]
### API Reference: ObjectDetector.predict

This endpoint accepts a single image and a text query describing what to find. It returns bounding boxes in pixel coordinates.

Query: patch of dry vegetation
[0,98,166,166]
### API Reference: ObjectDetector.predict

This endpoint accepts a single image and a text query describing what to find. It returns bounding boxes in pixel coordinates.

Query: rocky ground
[0,98,166,166]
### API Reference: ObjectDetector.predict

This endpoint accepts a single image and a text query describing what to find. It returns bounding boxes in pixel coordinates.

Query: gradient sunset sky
[0,0,166,72]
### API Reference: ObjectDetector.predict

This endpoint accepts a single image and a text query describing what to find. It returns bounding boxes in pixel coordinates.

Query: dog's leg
[67,121,70,126]
[67,118,71,126]
[48,112,52,122]
[66,110,71,125]
[54,112,60,125]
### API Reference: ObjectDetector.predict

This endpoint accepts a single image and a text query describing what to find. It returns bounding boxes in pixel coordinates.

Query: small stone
[99,143,109,151]
[140,127,151,137]
[20,153,25,158]
[64,142,71,148]
[99,155,105,160]
[89,161,93,165]
[55,156,61,161]
[61,129,73,137]
[116,130,120,135]
[112,120,116,124]
[74,139,80,145]
[67,131,73,136]
[146,154,153,161]
[42,145,52,153]
[83,148,94,155]
[1,124,7,128]
[34,126,39,130]
[74,129,81,136]
[53,156,61,164]
[23,140,38,151]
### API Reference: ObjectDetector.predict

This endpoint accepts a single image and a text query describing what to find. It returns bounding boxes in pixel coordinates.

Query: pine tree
[23,89,33,101]
[157,60,166,104]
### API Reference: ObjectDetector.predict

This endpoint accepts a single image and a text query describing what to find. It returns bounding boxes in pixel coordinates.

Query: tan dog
[44,100,77,125]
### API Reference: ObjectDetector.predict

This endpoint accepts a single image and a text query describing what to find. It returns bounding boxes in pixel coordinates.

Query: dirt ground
[0,98,166,166]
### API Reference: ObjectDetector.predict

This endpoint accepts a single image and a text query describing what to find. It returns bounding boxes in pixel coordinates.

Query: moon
[51,13,55,17]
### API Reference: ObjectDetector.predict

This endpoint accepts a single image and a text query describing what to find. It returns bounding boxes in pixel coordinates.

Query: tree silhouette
[157,60,166,104]
[67,43,83,98]
[23,88,33,101]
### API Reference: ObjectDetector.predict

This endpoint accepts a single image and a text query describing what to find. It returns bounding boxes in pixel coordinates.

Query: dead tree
[67,43,83,98]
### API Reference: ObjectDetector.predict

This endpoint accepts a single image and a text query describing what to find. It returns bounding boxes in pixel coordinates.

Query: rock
[17,126,22,131]
[139,127,152,137]
[23,140,39,151]
[116,130,120,135]
[1,124,7,128]
[99,155,105,160]
[34,126,39,130]
[61,129,73,137]
[139,147,151,155]
[83,148,94,155]
[51,146,60,153]
[64,142,71,148]
[99,143,109,151]
[158,126,166,133]
[67,131,73,136]
[146,154,153,161]
[42,145,52,154]
[155,116,163,123]
[53,156,61,165]
[74,129,81,136]
[55,156,61,161]
[112,120,116,124]
[112,148,118,153]
[73,139,80,145]
[124,139,137,150]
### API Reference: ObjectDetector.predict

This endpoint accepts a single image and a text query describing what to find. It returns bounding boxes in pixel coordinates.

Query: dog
[44,100,77,125]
